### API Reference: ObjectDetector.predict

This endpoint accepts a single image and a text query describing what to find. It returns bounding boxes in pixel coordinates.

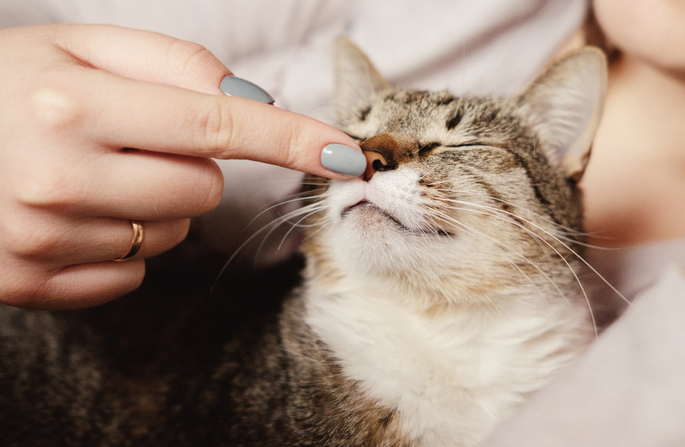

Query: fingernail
[321,144,367,177]
[220,75,275,104]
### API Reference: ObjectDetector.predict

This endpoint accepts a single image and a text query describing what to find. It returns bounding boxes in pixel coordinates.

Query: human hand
[0,24,364,310]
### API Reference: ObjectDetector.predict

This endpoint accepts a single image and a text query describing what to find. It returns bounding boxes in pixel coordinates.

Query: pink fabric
[484,265,685,446]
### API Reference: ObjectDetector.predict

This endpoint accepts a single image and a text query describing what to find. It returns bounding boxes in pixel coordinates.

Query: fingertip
[320,143,367,177]
[276,110,365,179]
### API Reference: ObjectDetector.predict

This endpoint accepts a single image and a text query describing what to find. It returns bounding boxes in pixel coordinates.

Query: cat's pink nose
[363,151,388,181]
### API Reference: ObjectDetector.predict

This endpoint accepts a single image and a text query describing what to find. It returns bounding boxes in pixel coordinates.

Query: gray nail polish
[321,144,367,177]
[220,75,275,104]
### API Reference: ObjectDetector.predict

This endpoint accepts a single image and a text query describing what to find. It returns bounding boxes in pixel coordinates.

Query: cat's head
[301,38,607,308]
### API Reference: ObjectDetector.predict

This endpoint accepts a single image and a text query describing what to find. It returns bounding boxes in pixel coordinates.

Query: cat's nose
[363,151,389,181]
[360,133,403,181]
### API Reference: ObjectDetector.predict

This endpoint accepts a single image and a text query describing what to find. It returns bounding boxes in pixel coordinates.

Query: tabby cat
[0,39,607,446]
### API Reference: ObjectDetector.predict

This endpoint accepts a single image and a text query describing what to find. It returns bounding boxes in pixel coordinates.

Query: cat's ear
[515,47,607,181]
[334,37,392,114]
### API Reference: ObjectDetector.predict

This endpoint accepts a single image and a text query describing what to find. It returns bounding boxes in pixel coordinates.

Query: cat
[0,38,607,447]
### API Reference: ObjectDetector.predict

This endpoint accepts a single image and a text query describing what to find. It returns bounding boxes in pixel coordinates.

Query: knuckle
[282,119,304,169]
[0,287,36,309]
[13,167,81,208]
[166,39,218,80]
[193,100,235,155]
[0,266,48,308]
[197,160,224,213]
[28,87,83,132]
[1,217,62,259]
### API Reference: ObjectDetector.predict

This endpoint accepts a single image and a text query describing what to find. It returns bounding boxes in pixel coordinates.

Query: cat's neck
[303,277,591,447]
[581,53,685,246]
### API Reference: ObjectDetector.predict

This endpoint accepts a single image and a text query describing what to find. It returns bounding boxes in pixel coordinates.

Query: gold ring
[114,220,144,261]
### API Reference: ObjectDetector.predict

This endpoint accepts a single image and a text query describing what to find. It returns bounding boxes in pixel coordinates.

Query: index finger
[75,68,366,178]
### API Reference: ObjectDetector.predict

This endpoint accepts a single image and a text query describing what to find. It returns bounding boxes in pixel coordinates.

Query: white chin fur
[305,283,590,447]
[324,167,454,276]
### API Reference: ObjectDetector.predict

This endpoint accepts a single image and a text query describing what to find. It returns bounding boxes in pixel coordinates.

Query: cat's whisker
[244,190,329,230]
[428,211,555,304]
[255,201,329,255]
[429,201,603,335]
[430,186,587,238]
[429,208,557,278]
[434,196,630,310]
[300,221,330,244]
[427,196,558,268]
[211,201,328,292]
[276,209,326,252]
[249,193,330,263]
[432,188,621,249]
[432,217,547,299]
[430,209,587,337]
